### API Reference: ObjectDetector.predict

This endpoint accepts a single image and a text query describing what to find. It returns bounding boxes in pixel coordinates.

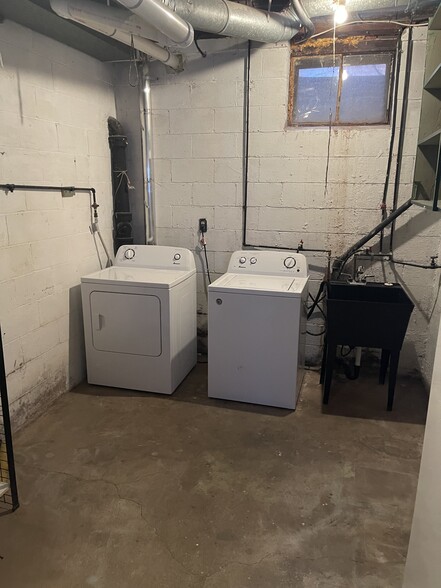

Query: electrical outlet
[199,218,208,233]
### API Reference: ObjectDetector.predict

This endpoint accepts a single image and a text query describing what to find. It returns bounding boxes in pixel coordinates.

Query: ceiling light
[333,0,348,24]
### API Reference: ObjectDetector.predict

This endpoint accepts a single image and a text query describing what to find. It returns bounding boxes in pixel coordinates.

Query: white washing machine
[208,250,309,409]
[81,245,197,395]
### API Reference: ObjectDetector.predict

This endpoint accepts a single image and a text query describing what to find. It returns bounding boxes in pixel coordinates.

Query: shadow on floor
[74,362,293,418]
[74,360,428,424]
[320,367,428,426]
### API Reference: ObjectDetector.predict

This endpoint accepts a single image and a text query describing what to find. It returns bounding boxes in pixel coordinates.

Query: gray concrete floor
[0,364,428,588]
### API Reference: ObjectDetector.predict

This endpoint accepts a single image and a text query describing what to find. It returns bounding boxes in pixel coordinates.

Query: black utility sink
[326,282,414,349]
[323,281,414,410]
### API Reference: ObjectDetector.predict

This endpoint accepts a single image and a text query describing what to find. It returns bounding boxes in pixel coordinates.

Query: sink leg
[387,351,400,411]
[320,336,327,385]
[379,349,390,385]
[323,343,336,405]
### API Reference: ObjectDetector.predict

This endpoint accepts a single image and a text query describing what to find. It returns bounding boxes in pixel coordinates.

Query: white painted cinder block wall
[0,21,115,428]
[149,28,441,384]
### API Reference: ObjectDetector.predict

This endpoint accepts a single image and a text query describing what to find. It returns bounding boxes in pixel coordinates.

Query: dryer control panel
[115,245,196,271]
[227,250,308,277]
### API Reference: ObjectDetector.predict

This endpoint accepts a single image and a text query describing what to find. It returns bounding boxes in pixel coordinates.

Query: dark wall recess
[108,117,134,254]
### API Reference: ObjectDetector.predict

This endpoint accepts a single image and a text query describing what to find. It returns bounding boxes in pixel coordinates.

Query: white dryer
[81,245,197,395]
[208,250,309,409]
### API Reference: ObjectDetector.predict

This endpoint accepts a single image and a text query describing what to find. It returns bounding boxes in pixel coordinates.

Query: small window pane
[293,56,341,124]
[339,54,392,124]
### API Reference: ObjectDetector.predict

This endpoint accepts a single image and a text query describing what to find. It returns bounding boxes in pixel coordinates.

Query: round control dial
[284,256,296,269]
[174,253,181,261]
[239,256,247,264]
[124,248,135,260]
[250,257,257,265]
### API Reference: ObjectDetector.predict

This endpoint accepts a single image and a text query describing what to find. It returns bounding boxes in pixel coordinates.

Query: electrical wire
[201,232,212,284]
[307,19,427,42]
[194,38,207,58]
[341,345,353,357]
[129,35,140,88]
[307,328,327,336]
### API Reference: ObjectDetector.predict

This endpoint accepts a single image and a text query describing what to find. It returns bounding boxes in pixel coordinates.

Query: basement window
[288,31,397,127]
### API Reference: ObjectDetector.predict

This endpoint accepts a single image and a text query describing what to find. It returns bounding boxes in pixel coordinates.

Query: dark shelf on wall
[430,5,441,30]
[418,129,441,148]
[425,64,441,94]
[411,2,441,212]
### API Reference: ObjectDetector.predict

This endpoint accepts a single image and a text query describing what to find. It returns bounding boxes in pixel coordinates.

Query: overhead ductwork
[115,0,194,47]
[49,0,168,45]
[50,0,182,70]
[163,0,301,43]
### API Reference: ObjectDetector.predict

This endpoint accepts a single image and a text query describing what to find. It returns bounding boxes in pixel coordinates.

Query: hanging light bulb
[333,0,348,24]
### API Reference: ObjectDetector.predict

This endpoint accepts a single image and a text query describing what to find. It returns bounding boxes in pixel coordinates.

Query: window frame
[288,36,397,128]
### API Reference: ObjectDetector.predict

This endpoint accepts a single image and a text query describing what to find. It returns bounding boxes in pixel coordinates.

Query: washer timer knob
[124,248,135,260]
[239,256,247,264]
[250,257,257,265]
[284,256,296,269]
[174,253,181,261]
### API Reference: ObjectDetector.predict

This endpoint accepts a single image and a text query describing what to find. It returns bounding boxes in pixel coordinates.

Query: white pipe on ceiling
[115,0,194,47]
[50,0,182,70]
[49,0,167,44]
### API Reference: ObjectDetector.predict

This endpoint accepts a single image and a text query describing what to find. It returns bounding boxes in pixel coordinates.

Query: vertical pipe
[379,31,403,252]
[242,41,251,248]
[142,63,156,245]
[390,27,413,252]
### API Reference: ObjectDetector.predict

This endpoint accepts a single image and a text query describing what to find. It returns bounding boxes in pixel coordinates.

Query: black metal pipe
[390,27,414,252]
[331,198,413,279]
[0,183,99,218]
[0,183,95,194]
[390,257,441,269]
[0,327,19,512]
[242,40,251,247]
[380,30,403,252]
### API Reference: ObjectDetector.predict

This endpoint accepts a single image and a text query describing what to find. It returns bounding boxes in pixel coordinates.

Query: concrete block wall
[0,21,115,428]
[149,28,441,381]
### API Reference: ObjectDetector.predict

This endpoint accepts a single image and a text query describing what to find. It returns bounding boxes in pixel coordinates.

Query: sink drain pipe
[331,198,413,280]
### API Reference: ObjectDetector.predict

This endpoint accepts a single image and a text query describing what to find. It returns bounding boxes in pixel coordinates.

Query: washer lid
[209,273,309,297]
[81,266,195,289]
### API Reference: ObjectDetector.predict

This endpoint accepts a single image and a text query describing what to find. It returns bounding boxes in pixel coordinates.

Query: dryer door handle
[93,313,103,331]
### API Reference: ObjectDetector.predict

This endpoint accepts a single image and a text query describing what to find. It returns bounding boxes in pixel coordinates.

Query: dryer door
[90,291,162,356]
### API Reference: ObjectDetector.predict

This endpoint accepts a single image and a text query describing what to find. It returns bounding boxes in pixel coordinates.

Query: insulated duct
[49,0,164,42]
[164,0,301,43]
[161,0,437,43]
[116,0,194,47]
[50,0,182,70]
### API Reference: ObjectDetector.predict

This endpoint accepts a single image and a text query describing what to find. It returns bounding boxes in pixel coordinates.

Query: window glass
[293,56,341,124]
[339,54,392,124]
[290,52,393,126]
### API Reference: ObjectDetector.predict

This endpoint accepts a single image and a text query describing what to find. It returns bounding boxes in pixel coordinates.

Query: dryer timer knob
[174,253,181,261]
[239,256,247,264]
[284,256,296,269]
[124,248,135,260]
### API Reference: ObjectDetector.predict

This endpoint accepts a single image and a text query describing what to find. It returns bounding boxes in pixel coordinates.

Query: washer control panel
[115,245,195,271]
[227,250,308,277]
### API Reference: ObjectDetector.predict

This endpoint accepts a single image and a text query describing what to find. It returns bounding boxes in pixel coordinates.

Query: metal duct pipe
[142,64,156,244]
[49,0,165,43]
[164,0,301,43]
[50,0,182,70]
[116,0,194,47]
